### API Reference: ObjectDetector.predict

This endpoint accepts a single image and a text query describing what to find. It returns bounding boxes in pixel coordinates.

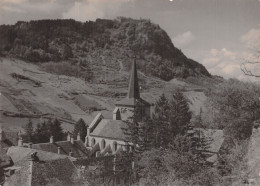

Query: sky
[0,0,260,80]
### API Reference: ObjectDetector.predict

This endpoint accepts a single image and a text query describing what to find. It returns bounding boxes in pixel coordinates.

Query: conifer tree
[190,109,211,164]
[152,93,170,148]
[123,101,151,154]
[23,119,34,143]
[73,118,88,141]
[169,90,192,142]
[34,121,49,143]
[50,118,64,141]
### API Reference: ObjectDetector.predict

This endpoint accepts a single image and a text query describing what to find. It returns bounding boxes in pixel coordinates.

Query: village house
[4,147,89,186]
[16,132,89,158]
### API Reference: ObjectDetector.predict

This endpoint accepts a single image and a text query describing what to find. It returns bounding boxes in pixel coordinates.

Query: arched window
[113,141,117,152]
[91,138,96,147]
[101,139,106,149]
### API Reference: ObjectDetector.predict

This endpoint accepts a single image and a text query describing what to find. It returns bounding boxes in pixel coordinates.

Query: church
[85,60,151,157]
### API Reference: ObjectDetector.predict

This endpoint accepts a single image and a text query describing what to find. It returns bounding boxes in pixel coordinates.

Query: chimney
[57,147,61,154]
[18,138,23,147]
[67,133,71,141]
[77,133,81,141]
[71,136,74,144]
[50,136,54,143]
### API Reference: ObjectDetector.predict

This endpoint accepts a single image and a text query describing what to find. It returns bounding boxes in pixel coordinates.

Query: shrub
[41,62,92,81]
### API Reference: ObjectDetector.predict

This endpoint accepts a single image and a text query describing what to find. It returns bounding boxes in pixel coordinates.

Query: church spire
[127,60,140,99]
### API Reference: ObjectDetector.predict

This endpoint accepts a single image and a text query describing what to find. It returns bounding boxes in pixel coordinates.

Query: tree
[151,93,171,148]
[208,79,260,183]
[208,79,260,140]
[240,50,260,78]
[185,109,212,165]
[168,90,192,143]
[123,101,151,154]
[138,138,221,186]
[50,118,64,141]
[73,118,88,141]
[23,119,34,143]
[34,121,49,143]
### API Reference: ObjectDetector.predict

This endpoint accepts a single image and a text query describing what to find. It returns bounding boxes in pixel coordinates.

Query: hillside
[0,57,213,132]
[0,18,210,81]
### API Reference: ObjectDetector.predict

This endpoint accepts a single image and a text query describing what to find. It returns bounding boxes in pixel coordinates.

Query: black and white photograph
[0,0,260,185]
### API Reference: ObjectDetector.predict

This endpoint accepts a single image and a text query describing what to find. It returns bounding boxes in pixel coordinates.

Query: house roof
[7,146,75,163]
[90,119,128,141]
[5,158,85,186]
[32,140,89,158]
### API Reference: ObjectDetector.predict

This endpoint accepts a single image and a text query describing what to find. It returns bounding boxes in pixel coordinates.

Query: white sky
[0,0,260,80]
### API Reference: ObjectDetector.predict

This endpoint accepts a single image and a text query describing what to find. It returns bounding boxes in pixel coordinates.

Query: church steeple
[127,60,140,99]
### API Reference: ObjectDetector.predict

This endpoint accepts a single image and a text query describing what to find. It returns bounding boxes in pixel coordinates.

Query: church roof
[32,140,89,158]
[116,60,150,107]
[90,119,128,141]
[127,60,140,99]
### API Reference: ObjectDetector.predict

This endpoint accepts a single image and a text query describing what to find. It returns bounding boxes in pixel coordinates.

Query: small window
[91,138,96,147]
[101,139,106,149]
[113,141,118,152]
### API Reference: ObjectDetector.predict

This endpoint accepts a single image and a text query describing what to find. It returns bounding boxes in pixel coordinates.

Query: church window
[101,139,106,149]
[91,138,96,147]
[113,141,118,152]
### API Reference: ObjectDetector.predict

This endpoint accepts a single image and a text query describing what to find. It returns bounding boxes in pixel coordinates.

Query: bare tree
[240,50,260,78]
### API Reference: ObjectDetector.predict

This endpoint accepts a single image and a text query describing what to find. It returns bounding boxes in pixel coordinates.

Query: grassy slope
[0,57,209,132]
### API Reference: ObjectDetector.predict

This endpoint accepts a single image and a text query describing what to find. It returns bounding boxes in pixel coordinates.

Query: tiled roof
[31,158,80,186]
[32,140,89,158]
[7,146,75,163]
[4,159,31,186]
[5,158,85,186]
[90,119,128,141]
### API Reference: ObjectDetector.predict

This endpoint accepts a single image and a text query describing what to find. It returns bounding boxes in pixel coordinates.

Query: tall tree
[34,121,49,143]
[169,90,192,139]
[50,118,64,141]
[189,112,212,165]
[73,118,88,141]
[23,119,34,143]
[124,101,151,154]
[151,93,170,148]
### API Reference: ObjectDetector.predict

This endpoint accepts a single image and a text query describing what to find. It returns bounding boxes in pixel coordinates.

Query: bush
[41,62,92,81]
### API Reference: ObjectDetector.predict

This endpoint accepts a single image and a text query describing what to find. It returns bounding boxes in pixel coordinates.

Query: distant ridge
[0,18,210,81]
